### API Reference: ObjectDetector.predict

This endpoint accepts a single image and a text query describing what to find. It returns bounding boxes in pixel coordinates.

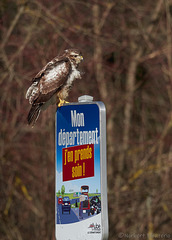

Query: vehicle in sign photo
[62,197,71,214]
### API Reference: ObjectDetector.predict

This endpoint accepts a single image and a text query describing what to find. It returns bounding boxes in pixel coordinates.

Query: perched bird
[26,49,83,126]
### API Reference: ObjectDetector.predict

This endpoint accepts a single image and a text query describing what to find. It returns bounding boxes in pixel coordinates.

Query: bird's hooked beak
[76,55,83,64]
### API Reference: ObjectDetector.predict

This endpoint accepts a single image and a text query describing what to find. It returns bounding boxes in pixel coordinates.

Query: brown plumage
[25,49,83,126]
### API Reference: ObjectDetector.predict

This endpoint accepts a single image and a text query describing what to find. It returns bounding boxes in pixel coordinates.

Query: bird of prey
[26,49,83,126]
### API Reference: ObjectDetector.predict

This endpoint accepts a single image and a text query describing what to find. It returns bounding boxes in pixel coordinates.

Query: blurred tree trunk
[92,2,116,181]
[119,47,142,171]
[92,2,109,101]
[119,0,163,172]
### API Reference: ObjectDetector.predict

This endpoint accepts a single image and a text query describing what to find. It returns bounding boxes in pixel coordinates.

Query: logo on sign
[88,223,101,234]
[62,144,94,181]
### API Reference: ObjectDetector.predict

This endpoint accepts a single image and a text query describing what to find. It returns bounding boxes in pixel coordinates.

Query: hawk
[26,49,83,126]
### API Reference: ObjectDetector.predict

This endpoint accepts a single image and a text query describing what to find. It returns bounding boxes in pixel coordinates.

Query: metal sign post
[55,95,108,240]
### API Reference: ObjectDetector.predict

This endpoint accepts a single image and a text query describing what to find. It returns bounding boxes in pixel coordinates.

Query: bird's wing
[32,56,68,82]
[33,58,71,104]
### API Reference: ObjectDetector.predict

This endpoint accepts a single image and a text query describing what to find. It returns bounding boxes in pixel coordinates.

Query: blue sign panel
[55,100,108,240]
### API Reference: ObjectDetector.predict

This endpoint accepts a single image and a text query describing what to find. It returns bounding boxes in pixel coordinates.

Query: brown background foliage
[0,0,172,239]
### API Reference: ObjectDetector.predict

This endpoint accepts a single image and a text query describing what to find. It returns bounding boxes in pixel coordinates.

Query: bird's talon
[58,99,69,107]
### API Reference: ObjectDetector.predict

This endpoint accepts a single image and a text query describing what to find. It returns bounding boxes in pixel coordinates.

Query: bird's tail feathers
[27,104,42,126]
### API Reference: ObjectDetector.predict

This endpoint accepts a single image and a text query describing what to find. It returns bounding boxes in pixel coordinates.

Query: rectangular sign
[55,99,108,240]
[62,144,94,181]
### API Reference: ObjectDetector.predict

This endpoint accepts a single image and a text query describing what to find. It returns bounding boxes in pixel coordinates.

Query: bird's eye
[74,55,78,57]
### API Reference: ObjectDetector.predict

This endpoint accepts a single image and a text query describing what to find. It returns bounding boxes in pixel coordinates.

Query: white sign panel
[55,96,108,240]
